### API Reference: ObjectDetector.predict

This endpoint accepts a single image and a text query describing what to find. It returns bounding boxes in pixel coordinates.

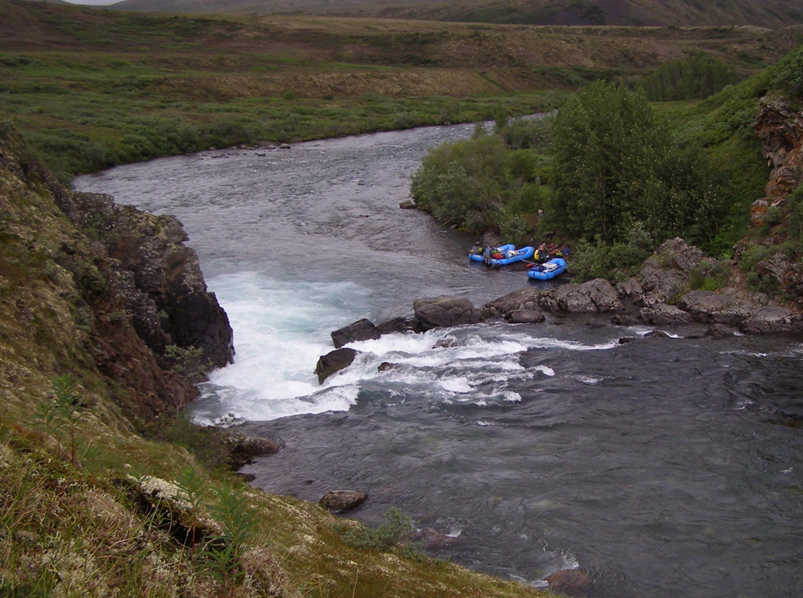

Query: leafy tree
[552,81,668,243]
[411,135,510,233]
[640,52,742,101]
[552,81,732,251]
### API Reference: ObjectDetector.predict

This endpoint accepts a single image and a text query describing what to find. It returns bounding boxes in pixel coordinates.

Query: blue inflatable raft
[527,257,567,281]
[469,244,535,267]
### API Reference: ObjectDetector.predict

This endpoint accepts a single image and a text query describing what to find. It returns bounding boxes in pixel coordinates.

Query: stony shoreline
[317,237,803,382]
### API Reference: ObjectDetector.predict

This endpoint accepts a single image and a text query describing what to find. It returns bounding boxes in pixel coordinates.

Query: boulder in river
[413,296,481,330]
[545,568,592,597]
[639,303,692,325]
[376,316,419,335]
[331,318,381,348]
[319,490,367,512]
[540,279,622,313]
[224,432,281,469]
[315,348,358,384]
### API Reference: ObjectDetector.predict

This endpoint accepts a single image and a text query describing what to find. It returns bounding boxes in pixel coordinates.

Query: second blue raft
[469,244,535,267]
[527,257,567,281]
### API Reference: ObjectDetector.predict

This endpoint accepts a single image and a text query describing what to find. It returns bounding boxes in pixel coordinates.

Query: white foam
[195,272,621,421]
[196,272,370,422]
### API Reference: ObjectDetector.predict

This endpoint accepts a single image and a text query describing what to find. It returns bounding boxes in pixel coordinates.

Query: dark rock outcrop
[413,296,481,330]
[742,306,803,334]
[318,490,367,512]
[754,97,803,204]
[677,290,756,325]
[331,318,380,348]
[66,192,234,368]
[0,123,233,419]
[482,287,541,320]
[636,238,710,306]
[705,323,736,338]
[376,316,419,335]
[315,347,358,384]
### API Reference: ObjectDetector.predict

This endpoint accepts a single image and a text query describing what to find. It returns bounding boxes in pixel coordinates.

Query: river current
[75,123,803,598]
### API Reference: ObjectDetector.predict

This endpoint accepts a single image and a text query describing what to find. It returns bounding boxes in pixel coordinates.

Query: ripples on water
[75,123,803,598]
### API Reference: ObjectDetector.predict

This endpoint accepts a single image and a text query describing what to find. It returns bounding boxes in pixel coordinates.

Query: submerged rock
[545,568,592,597]
[224,432,281,469]
[315,347,358,384]
[319,490,367,512]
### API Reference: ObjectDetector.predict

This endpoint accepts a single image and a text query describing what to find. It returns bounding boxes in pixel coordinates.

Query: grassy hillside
[1,0,800,178]
[111,0,803,29]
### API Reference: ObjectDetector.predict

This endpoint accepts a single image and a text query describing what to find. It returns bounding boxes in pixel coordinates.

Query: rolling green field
[1,0,800,178]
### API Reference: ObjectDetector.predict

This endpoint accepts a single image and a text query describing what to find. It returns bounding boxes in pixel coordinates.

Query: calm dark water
[75,123,803,598]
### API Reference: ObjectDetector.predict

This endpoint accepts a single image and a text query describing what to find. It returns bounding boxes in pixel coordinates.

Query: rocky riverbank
[317,237,802,381]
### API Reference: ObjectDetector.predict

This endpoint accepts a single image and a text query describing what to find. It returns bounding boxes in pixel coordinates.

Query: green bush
[769,45,803,100]
[640,52,742,101]
[552,81,732,252]
[338,507,413,550]
[411,135,509,233]
[497,116,553,150]
[569,224,653,282]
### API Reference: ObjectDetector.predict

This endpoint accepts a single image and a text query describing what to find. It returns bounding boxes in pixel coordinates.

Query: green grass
[2,0,798,180]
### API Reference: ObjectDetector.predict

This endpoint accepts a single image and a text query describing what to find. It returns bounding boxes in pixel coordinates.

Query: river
[75,122,803,598]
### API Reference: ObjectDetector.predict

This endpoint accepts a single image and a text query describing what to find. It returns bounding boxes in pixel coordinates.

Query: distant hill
[110,0,803,29]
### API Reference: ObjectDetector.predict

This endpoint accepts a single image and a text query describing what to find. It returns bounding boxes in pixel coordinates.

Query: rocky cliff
[0,123,233,420]
[745,97,803,302]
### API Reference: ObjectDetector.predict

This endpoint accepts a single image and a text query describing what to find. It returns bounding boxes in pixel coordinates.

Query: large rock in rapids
[413,296,481,330]
[331,318,381,348]
[315,347,358,384]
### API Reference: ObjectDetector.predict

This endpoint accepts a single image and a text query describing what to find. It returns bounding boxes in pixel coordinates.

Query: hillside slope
[111,0,803,28]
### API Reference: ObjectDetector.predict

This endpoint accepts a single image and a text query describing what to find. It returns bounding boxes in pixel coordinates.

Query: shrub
[338,507,413,550]
[769,45,803,100]
[552,81,732,252]
[552,81,669,243]
[640,52,742,101]
[411,135,509,233]
[497,116,553,150]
